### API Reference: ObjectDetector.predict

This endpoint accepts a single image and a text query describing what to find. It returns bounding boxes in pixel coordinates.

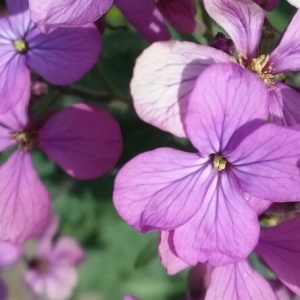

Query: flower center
[212,154,227,171]
[12,130,37,151]
[14,39,27,54]
[245,55,285,88]
[28,258,48,273]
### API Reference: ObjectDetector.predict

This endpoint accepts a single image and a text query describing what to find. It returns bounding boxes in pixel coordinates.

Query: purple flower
[123,296,140,300]
[114,62,300,266]
[0,0,101,113]
[28,0,198,42]
[0,99,122,244]
[131,0,300,137]
[24,215,84,300]
[253,0,279,10]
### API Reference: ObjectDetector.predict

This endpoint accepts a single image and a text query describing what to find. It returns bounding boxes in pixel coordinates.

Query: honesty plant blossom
[114,63,300,266]
[131,0,300,137]
[253,0,279,10]
[28,0,198,42]
[24,215,84,300]
[0,0,101,113]
[0,99,122,244]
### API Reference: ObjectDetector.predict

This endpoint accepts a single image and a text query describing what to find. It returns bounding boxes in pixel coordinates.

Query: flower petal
[0,242,21,268]
[231,123,300,202]
[0,41,30,113]
[28,0,113,33]
[246,194,271,215]
[269,10,300,73]
[131,41,231,137]
[186,63,269,155]
[203,0,264,60]
[51,237,85,266]
[123,296,140,300]
[27,24,101,86]
[287,0,300,8]
[113,148,215,231]
[156,0,197,34]
[0,151,51,244]
[158,231,188,275]
[256,216,300,295]
[24,266,77,300]
[114,0,171,43]
[206,260,277,300]
[173,173,259,266]
[38,104,122,180]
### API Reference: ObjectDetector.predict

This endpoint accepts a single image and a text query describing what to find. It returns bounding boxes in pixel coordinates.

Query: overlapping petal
[186,63,269,155]
[246,194,271,215]
[205,260,277,299]
[203,0,264,60]
[173,173,259,266]
[158,231,188,275]
[27,24,101,85]
[28,0,113,33]
[230,123,300,202]
[0,242,21,268]
[131,41,231,137]
[256,217,300,295]
[269,10,300,73]
[114,148,215,231]
[156,0,197,34]
[38,104,122,180]
[114,0,170,43]
[0,151,50,244]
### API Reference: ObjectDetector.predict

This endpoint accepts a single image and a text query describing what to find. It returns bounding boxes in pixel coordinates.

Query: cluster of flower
[0,0,300,299]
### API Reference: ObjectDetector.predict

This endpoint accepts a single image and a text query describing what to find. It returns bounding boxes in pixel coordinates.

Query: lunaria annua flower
[0,0,101,113]
[24,215,84,300]
[131,0,300,137]
[114,63,300,266]
[28,0,198,42]
[0,98,122,244]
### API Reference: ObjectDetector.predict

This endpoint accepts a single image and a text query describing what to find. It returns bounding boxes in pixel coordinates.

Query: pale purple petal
[131,41,231,137]
[0,34,30,113]
[158,231,188,275]
[156,0,197,34]
[27,24,101,85]
[186,63,269,155]
[269,10,300,73]
[114,0,170,42]
[38,104,122,180]
[113,148,215,231]
[203,0,264,60]
[256,216,300,295]
[278,83,300,126]
[28,0,113,33]
[205,260,277,300]
[173,173,259,266]
[0,151,51,244]
[246,194,271,215]
[0,242,21,268]
[268,86,285,125]
[24,266,78,300]
[287,0,300,8]
[230,123,300,202]
[50,237,84,266]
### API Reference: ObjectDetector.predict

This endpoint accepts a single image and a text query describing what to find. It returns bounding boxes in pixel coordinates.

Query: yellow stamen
[14,39,27,53]
[12,131,36,151]
[213,154,227,171]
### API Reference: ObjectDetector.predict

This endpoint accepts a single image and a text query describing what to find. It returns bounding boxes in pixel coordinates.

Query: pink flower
[24,215,84,300]
[0,0,101,113]
[123,296,140,300]
[114,63,300,266]
[131,0,300,137]
[0,99,122,244]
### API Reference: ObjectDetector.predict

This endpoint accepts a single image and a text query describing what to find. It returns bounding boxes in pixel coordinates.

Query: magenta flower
[28,0,197,42]
[0,0,101,113]
[123,296,140,300]
[0,99,122,244]
[131,0,300,137]
[114,63,300,266]
[24,215,84,300]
